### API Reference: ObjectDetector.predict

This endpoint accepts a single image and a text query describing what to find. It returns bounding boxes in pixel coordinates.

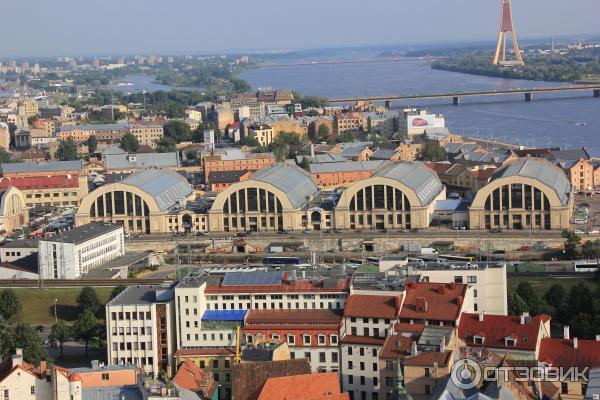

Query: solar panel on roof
[221,272,283,287]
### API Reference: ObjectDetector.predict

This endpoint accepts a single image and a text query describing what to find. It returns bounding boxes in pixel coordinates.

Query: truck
[420,247,438,255]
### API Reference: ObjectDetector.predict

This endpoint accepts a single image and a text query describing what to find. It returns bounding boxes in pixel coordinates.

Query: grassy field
[9,288,113,325]
[507,276,598,296]
[506,262,545,273]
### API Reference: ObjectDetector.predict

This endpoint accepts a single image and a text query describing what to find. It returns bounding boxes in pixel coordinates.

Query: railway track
[0,278,171,288]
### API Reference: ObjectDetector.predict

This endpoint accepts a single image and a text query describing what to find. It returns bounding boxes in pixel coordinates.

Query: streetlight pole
[54,298,58,324]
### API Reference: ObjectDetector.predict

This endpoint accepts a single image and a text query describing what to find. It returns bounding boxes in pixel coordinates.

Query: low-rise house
[208,170,252,191]
[309,161,386,188]
[256,372,349,400]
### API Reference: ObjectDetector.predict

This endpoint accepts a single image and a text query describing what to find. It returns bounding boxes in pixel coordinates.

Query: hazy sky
[2,0,599,57]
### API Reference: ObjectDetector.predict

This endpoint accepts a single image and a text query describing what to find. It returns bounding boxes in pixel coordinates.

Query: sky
[1,0,599,58]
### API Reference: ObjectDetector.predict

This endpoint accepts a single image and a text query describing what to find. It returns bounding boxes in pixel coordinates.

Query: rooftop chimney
[574,337,578,349]
[478,313,484,322]
[596,335,600,342]
[564,325,570,340]
[520,312,529,325]
[411,341,418,357]
[11,349,23,368]
[440,337,446,353]
[310,143,315,158]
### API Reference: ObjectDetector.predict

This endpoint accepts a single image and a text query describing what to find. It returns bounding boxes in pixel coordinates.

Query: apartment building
[244,309,342,372]
[106,285,177,377]
[129,123,164,148]
[38,223,125,279]
[334,112,367,135]
[247,123,274,146]
[202,150,276,183]
[59,123,129,142]
[309,161,385,188]
[409,262,508,315]
[0,174,89,208]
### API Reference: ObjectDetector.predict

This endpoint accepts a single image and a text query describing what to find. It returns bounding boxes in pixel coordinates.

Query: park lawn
[506,262,545,273]
[9,288,113,325]
[508,276,598,296]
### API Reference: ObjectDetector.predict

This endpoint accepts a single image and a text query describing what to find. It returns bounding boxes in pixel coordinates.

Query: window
[360,376,365,385]
[102,373,109,381]
[305,352,311,361]
[474,336,484,345]
[288,335,295,345]
[561,383,568,394]
[425,385,431,395]
[348,375,354,384]
[332,352,338,363]
[467,276,477,283]
[318,335,326,345]
[303,335,311,345]
[31,386,35,395]
[331,335,338,345]
[360,362,365,371]
[348,347,353,355]
[424,367,430,377]
[373,363,377,371]
[319,352,326,363]
[454,276,463,283]
[212,360,219,369]
[348,361,353,369]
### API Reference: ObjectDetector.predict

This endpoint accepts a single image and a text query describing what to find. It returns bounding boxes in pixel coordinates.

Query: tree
[582,240,600,259]
[0,289,21,320]
[156,137,177,153]
[185,149,198,161]
[338,132,354,143]
[56,137,79,161]
[164,120,192,143]
[316,124,330,143]
[300,156,311,171]
[76,287,101,314]
[420,139,448,162]
[109,285,127,301]
[49,320,71,359]
[508,292,528,315]
[544,284,567,311]
[561,229,581,259]
[120,132,139,153]
[236,135,260,147]
[515,282,547,315]
[7,123,17,135]
[0,321,47,365]
[73,310,99,357]
[0,148,11,163]
[86,135,98,154]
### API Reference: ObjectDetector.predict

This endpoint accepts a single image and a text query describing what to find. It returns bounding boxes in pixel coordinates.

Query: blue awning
[202,310,247,321]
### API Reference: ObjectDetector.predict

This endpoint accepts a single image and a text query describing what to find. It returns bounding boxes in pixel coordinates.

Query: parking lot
[570,192,600,236]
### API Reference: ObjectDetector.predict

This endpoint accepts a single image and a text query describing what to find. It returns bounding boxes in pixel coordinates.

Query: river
[239,50,600,155]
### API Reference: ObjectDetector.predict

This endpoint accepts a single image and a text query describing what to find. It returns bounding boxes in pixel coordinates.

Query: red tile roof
[458,313,549,352]
[400,282,467,323]
[340,335,386,346]
[344,294,402,319]
[0,175,79,190]
[425,162,452,175]
[173,360,218,398]
[380,335,412,360]
[175,348,236,357]
[205,276,349,294]
[394,322,426,335]
[246,309,342,325]
[257,372,349,400]
[539,338,600,368]
[403,350,453,367]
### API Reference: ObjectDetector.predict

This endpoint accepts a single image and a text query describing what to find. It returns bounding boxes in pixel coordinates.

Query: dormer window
[505,337,517,347]
[473,335,485,345]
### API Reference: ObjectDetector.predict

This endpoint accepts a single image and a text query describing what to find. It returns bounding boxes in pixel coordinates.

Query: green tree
[544,284,567,311]
[73,310,99,357]
[85,135,98,154]
[508,292,528,315]
[164,120,192,143]
[300,156,311,171]
[561,230,581,259]
[236,135,260,147]
[7,123,17,134]
[109,285,127,301]
[316,124,330,143]
[56,137,79,161]
[0,148,11,162]
[420,139,448,162]
[120,132,139,153]
[0,321,47,365]
[515,282,547,315]
[582,240,600,259]
[76,287,101,314]
[185,149,198,161]
[0,289,21,320]
[338,132,354,143]
[156,137,177,153]
[49,319,71,359]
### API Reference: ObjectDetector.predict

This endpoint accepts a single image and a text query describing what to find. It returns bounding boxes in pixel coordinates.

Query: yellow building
[129,124,164,148]
[0,187,29,236]
[469,158,573,230]
[247,124,274,146]
[174,348,236,400]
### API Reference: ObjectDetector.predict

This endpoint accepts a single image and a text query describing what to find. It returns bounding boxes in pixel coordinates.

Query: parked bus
[438,255,476,262]
[574,260,599,272]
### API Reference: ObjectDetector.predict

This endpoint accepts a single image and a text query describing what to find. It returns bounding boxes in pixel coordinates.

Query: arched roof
[120,169,192,211]
[249,164,319,208]
[372,162,444,205]
[490,158,571,206]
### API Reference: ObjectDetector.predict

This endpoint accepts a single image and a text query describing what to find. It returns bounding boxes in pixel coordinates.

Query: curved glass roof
[122,169,192,211]
[490,158,571,206]
[373,161,444,205]
[250,163,319,209]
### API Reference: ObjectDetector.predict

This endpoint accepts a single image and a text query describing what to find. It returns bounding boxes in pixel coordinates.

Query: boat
[575,122,587,126]
[114,82,133,87]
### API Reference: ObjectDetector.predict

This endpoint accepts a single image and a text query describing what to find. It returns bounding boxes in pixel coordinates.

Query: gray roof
[40,223,122,245]
[373,161,444,205]
[81,386,142,400]
[295,153,345,164]
[121,169,192,211]
[1,160,83,174]
[371,148,397,160]
[250,164,319,208]
[108,284,174,306]
[59,123,129,133]
[309,160,385,174]
[549,148,590,161]
[104,152,179,170]
[102,145,127,156]
[490,158,571,206]
[0,238,39,248]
